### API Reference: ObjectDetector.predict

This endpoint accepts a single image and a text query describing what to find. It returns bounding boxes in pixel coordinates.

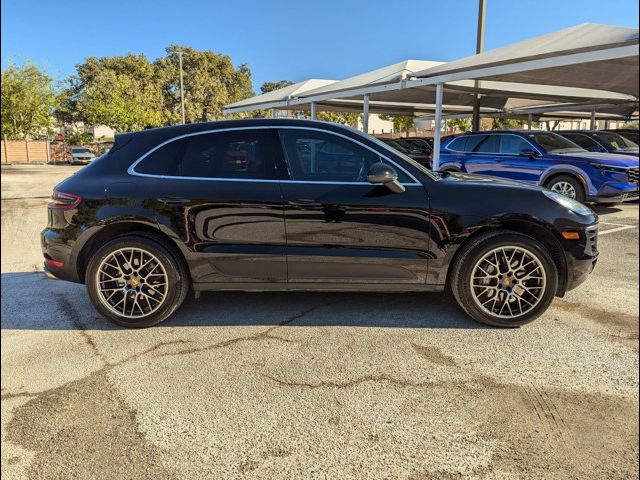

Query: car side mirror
[519,148,539,159]
[366,162,405,193]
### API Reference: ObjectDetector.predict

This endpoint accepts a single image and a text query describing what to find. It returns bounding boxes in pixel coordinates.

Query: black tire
[546,175,586,203]
[86,234,190,328]
[449,230,558,327]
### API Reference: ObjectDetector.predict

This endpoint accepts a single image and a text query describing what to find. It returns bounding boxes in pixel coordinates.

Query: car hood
[554,151,639,167]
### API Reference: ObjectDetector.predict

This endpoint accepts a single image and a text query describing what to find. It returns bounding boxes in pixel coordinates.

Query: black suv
[42,119,599,328]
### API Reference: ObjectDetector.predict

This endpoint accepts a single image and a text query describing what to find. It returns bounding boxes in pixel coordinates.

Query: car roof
[455,130,542,136]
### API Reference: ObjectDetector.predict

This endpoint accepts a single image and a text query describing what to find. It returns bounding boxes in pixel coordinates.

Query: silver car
[69,147,96,165]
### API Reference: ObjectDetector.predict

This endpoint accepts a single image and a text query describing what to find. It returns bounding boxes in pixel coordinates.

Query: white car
[69,147,96,165]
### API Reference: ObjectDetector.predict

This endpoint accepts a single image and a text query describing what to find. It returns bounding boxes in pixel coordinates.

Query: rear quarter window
[134,138,187,176]
[446,135,486,153]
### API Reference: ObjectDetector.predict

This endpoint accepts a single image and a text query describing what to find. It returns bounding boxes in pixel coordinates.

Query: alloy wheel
[95,247,169,319]
[469,246,547,319]
[550,181,577,199]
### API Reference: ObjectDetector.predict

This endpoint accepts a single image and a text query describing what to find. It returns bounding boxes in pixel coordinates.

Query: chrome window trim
[127,125,421,186]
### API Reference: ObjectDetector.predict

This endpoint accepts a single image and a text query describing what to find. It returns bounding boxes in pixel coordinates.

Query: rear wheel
[450,231,558,327]
[86,235,189,327]
[546,175,585,203]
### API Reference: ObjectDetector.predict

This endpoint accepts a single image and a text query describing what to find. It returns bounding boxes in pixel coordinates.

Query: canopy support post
[432,83,444,172]
[590,109,596,129]
[527,113,533,130]
[363,94,370,134]
[311,102,317,120]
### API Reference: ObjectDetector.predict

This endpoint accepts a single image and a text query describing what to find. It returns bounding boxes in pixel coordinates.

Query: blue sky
[2,0,638,92]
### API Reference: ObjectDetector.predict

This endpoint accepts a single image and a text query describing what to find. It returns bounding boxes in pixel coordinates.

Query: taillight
[49,191,82,210]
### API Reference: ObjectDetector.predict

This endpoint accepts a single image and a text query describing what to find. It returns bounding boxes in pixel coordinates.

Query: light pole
[178,50,186,124]
[471,0,486,131]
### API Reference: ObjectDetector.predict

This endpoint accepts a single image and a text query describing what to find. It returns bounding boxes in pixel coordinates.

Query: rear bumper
[41,228,81,283]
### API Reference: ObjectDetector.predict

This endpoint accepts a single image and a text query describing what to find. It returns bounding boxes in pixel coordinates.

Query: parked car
[606,128,639,144]
[43,119,599,328]
[440,130,639,204]
[556,130,639,157]
[69,147,97,165]
[377,137,432,168]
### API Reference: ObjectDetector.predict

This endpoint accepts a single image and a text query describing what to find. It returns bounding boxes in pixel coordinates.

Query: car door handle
[158,196,190,205]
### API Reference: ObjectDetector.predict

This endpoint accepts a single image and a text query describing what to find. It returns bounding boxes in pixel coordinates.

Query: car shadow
[1,272,486,331]
[592,205,623,214]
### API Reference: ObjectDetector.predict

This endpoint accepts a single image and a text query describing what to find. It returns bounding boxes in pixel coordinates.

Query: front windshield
[527,132,587,154]
[593,132,639,152]
[72,148,92,154]
[402,139,432,154]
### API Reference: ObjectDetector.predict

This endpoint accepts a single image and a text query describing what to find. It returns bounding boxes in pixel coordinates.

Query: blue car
[556,130,639,157]
[439,130,639,204]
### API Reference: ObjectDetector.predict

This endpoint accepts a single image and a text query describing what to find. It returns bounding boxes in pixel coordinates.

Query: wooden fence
[1,140,51,164]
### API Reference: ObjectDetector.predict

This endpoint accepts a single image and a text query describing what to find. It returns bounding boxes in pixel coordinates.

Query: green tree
[448,118,472,132]
[258,80,360,125]
[491,117,527,130]
[154,46,254,124]
[316,111,361,126]
[379,114,415,133]
[69,54,164,132]
[260,80,294,93]
[1,63,58,139]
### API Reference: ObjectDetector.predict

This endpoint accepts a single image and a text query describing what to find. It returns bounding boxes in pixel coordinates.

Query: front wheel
[547,175,586,203]
[450,231,558,327]
[86,235,190,328]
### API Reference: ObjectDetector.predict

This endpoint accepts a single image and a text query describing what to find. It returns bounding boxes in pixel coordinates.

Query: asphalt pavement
[2,164,638,479]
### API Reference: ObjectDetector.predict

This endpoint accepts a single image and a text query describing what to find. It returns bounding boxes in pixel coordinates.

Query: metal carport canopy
[406,23,639,169]
[223,79,337,114]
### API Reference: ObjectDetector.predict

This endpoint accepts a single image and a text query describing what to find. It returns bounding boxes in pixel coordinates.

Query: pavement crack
[158,331,293,358]
[55,295,110,367]
[158,300,336,358]
[260,373,445,389]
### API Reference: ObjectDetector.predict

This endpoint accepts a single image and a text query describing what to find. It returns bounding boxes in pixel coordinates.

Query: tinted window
[446,137,466,152]
[561,133,601,150]
[499,135,534,154]
[474,135,499,154]
[617,131,639,143]
[447,135,486,153]
[135,138,187,175]
[593,132,639,152]
[279,129,409,183]
[527,133,585,154]
[135,130,279,179]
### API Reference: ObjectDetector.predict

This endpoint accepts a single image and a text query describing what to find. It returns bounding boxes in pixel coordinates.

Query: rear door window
[474,135,499,154]
[134,129,281,179]
[499,135,534,154]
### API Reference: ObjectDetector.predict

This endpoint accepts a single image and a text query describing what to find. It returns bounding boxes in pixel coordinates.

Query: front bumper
[588,181,639,204]
[562,224,599,293]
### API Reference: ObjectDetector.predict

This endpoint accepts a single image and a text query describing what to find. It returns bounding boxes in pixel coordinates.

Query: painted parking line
[598,222,637,236]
